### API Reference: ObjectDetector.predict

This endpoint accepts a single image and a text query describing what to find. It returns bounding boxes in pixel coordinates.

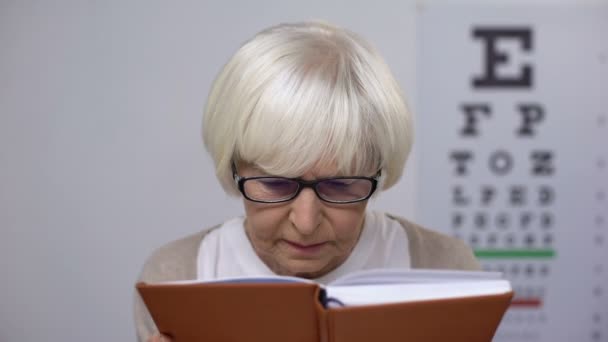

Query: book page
[143,275,314,285]
[329,268,503,286]
[326,280,512,307]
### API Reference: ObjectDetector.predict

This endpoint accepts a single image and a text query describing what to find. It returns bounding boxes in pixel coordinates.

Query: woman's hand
[147,333,172,342]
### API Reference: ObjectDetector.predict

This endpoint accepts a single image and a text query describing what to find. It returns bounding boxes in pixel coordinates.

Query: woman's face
[238,163,369,278]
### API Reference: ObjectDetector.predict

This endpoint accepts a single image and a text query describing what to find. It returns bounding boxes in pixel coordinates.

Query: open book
[137,269,513,342]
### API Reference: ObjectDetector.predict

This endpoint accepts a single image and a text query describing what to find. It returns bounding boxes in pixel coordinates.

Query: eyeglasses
[232,165,381,204]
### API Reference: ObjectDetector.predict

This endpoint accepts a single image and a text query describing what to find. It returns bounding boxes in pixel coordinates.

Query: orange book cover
[136,276,513,342]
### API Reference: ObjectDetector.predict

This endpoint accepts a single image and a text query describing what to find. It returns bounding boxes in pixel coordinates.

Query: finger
[147,333,164,342]
[159,334,173,342]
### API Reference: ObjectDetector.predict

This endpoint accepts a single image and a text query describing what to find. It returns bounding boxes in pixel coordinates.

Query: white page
[329,268,504,286]
[326,280,512,307]
[145,275,312,285]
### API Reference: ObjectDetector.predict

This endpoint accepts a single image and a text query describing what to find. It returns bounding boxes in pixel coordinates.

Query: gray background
[0,0,602,341]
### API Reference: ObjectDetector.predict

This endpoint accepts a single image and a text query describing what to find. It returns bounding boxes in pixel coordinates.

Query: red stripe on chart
[510,298,542,308]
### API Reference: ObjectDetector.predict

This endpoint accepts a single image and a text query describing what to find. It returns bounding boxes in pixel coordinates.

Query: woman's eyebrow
[248,164,354,179]
[246,165,275,177]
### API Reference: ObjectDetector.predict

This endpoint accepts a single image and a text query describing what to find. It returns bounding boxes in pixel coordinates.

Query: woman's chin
[280,259,333,279]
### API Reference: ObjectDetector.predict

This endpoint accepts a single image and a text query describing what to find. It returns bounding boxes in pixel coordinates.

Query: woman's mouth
[283,240,327,255]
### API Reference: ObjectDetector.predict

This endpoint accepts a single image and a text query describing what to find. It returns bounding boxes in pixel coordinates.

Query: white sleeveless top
[197,210,411,285]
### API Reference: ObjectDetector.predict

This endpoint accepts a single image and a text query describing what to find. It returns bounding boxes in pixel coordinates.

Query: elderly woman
[135,21,479,341]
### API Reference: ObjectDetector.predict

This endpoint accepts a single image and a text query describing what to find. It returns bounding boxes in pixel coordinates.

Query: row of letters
[452,211,554,229]
[450,150,554,176]
[452,185,555,206]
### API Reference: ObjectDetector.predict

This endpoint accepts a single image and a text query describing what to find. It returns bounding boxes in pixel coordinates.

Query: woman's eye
[323,179,354,188]
[259,179,294,189]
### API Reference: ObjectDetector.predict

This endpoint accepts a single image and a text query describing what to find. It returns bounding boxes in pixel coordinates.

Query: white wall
[0,1,416,341]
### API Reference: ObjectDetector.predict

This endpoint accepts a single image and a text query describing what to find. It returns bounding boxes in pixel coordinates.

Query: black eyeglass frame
[232,164,381,204]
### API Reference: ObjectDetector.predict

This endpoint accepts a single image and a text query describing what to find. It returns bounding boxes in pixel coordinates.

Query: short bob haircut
[203,21,413,196]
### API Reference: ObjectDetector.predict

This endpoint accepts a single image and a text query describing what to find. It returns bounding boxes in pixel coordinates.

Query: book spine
[314,287,330,342]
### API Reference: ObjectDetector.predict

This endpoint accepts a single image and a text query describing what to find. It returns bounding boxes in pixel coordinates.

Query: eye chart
[416,3,608,342]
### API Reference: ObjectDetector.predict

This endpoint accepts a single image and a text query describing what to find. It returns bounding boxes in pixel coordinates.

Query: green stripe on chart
[474,249,556,259]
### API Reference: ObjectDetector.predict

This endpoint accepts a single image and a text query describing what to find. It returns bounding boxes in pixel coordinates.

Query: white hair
[203,21,413,196]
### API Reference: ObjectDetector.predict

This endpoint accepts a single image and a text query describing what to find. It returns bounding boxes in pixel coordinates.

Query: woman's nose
[289,188,322,235]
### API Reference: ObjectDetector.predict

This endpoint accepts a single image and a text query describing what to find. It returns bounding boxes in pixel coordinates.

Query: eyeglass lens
[243,178,373,202]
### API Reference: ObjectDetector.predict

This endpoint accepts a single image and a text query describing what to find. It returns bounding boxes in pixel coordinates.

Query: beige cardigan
[133,213,480,341]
